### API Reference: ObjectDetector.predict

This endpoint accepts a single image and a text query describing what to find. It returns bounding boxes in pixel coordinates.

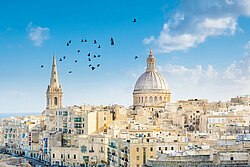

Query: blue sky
[0,0,250,113]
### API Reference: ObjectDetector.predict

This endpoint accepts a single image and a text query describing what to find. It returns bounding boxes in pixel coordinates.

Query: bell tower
[46,53,63,131]
[46,52,63,110]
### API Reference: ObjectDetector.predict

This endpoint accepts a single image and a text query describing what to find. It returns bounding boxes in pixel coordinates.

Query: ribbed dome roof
[134,71,170,93]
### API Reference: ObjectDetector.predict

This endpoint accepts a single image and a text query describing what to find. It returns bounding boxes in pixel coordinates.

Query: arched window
[54,97,58,105]
[154,96,157,102]
[150,96,153,103]
[145,97,148,103]
[160,96,162,101]
[139,97,140,103]
[164,96,166,101]
[142,97,143,103]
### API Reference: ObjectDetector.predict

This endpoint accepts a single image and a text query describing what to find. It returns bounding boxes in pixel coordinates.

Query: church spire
[46,52,63,111]
[146,47,156,72]
[50,52,59,89]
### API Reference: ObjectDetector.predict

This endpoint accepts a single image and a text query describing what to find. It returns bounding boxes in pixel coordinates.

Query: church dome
[134,71,170,93]
[133,48,170,94]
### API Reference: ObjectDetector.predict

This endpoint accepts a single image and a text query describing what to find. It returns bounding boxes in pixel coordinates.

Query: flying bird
[111,37,114,45]
[135,56,138,59]
[93,55,96,58]
[88,58,91,61]
[133,18,136,23]
[69,40,71,44]
[97,55,101,58]
[75,60,78,63]
[77,50,80,53]
[69,71,72,73]
[91,67,95,70]
[66,42,69,46]
[94,40,97,44]
[88,53,91,57]
[97,64,100,67]
[41,65,44,68]
[59,58,62,61]
[63,56,66,59]
[98,45,101,48]
[85,39,87,42]
[81,39,84,42]
[89,64,92,67]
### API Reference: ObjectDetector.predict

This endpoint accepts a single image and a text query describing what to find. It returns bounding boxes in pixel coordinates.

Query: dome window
[154,96,157,102]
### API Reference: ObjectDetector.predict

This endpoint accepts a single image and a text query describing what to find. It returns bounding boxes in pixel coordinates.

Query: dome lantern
[146,47,156,72]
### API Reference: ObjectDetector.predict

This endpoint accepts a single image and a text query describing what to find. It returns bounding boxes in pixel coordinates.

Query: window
[165,147,167,150]
[53,154,55,158]
[61,154,63,159]
[63,111,68,116]
[54,97,58,105]
[104,117,106,120]
[68,154,70,159]
[160,96,162,101]
[63,123,67,128]
[136,148,139,152]
[81,146,87,152]
[171,147,174,150]
[150,97,153,103]
[150,147,153,151]
[231,157,234,161]
[74,117,82,122]
[74,154,76,159]
[74,123,82,128]
[159,147,161,150]
[142,97,143,103]
[137,156,139,160]
[145,97,147,102]
[154,96,157,102]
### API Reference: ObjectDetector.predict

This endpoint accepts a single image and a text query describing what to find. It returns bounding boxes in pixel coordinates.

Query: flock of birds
[41,18,138,74]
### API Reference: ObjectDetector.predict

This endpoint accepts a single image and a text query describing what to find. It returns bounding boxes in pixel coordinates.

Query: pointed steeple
[50,52,59,89]
[146,47,156,72]
[46,52,63,111]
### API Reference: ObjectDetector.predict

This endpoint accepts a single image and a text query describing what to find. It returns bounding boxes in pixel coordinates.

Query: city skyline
[0,0,250,113]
